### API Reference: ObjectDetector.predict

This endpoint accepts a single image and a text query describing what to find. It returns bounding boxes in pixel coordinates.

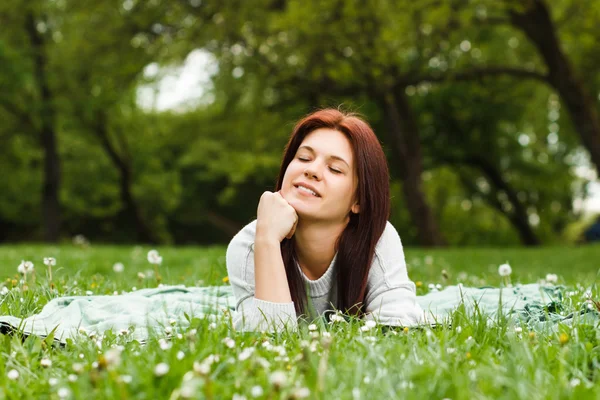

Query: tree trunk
[93,111,160,244]
[465,156,540,246]
[26,11,61,242]
[383,92,447,246]
[509,0,600,177]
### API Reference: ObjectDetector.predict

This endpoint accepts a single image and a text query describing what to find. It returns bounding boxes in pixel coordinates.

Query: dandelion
[113,263,124,273]
[40,358,52,368]
[416,281,423,288]
[154,363,170,376]
[559,333,569,345]
[498,263,512,277]
[18,260,34,276]
[147,250,162,265]
[250,386,264,397]
[545,273,558,284]
[147,250,162,283]
[7,369,19,380]
[269,371,287,389]
[57,388,71,399]
[43,257,56,285]
[222,276,229,283]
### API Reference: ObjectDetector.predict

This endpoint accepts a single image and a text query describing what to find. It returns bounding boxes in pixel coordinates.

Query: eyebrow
[298,145,350,168]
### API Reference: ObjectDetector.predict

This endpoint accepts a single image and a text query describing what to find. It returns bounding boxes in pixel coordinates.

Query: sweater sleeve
[363,222,426,326]
[225,221,298,332]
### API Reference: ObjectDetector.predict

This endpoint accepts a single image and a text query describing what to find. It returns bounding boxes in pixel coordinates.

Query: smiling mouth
[294,184,320,197]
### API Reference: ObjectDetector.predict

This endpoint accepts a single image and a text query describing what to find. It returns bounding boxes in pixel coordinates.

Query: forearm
[253,237,293,303]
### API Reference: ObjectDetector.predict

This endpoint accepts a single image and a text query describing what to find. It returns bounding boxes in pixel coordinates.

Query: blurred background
[1,0,599,247]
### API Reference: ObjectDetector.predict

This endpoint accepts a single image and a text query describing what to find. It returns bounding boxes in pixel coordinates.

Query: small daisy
[113,263,124,273]
[7,369,19,380]
[40,358,52,368]
[154,363,169,376]
[269,371,287,388]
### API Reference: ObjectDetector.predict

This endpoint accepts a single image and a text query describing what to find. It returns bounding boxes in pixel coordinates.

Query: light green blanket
[0,284,597,343]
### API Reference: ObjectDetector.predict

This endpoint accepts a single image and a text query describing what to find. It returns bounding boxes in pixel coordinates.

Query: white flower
[222,337,235,348]
[104,348,121,368]
[137,272,146,279]
[250,385,264,397]
[17,260,34,275]
[120,375,132,383]
[193,361,210,375]
[232,395,247,400]
[360,320,377,332]
[57,387,71,399]
[570,378,581,387]
[40,358,52,368]
[7,369,19,380]
[68,374,78,382]
[147,250,163,265]
[330,314,346,323]
[208,322,217,330]
[514,326,523,334]
[177,351,185,360]
[0,286,9,296]
[292,387,310,398]
[49,377,58,386]
[498,263,512,277]
[238,347,255,361]
[113,263,124,273]
[159,338,171,350]
[165,326,173,335]
[269,371,287,388]
[154,363,169,376]
[43,257,56,267]
[545,273,558,284]
[72,363,84,374]
[308,324,317,331]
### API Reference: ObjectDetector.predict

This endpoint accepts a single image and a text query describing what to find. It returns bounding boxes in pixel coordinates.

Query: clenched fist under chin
[255,191,298,243]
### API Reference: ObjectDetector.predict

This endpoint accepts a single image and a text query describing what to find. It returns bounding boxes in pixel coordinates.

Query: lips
[293,182,321,197]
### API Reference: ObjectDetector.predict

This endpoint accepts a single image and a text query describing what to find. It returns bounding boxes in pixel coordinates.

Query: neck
[293,218,348,280]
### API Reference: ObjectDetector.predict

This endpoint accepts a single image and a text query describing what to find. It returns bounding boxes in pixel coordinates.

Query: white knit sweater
[226,220,425,331]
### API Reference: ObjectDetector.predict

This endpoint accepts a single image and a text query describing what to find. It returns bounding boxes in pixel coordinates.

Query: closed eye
[329,167,342,174]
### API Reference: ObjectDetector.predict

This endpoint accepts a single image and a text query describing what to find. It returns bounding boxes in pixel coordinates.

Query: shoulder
[374,221,404,257]
[368,221,408,286]
[226,220,257,265]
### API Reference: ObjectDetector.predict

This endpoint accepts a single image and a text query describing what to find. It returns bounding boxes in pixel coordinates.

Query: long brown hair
[275,109,390,317]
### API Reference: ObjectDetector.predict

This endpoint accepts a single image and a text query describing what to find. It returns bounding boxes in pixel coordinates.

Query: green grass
[1,243,600,399]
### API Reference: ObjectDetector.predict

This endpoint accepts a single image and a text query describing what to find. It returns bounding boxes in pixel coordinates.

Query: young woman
[226,109,425,331]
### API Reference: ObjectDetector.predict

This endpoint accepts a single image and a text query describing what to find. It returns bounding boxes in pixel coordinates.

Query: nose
[304,165,321,180]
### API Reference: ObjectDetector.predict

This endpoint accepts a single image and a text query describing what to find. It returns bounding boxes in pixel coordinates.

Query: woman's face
[281,128,359,223]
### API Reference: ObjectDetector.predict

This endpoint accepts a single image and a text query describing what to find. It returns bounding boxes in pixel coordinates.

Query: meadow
[0,243,599,399]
